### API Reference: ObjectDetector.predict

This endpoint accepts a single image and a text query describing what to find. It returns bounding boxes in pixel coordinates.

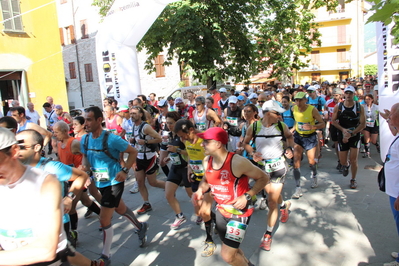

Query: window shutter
[1,0,12,30]
[80,19,88,39]
[337,48,346,63]
[59,28,65,46]
[337,25,346,44]
[11,0,22,31]
[311,51,320,66]
[69,25,76,44]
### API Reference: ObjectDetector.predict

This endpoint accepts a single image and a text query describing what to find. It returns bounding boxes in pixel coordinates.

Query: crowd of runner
[0,76,383,266]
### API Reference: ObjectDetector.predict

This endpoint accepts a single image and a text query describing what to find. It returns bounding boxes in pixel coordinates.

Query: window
[311,73,321,82]
[63,25,75,45]
[84,63,93,82]
[1,0,23,32]
[59,28,64,45]
[337,48,346,63]
[311,51,320,66]
[155,55,165,78]
[69,62,76,79]
[80,19,88,39]
[337,25,346,44]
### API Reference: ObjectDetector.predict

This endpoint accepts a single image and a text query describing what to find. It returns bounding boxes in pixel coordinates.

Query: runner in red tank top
[192,127,269,266]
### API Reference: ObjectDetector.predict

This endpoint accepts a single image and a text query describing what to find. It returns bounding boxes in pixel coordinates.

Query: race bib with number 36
[91,168,110,182]
[225,220,247,243]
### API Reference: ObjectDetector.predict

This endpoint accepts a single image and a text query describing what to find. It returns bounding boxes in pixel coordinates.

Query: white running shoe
[129,181,139,194]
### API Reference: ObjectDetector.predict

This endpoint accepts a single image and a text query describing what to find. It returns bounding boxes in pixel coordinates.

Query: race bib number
[196,122,207,132]
[225,220,247,243]
[189,160,204,176]
[91,168,110,182]
[297,122,311,133]
[366,118,375,127]
[264,157,285,173]
[170,153,181,165]
[108,129,117,135]
[226,116,238,127]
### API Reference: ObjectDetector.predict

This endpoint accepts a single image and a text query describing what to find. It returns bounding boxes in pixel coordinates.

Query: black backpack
[132,122,158,153]
[83,130,120,162]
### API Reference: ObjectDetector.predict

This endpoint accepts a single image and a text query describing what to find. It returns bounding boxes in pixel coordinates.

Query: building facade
[296,0,366,84]
[0,0,68,116]
[56,0,183,109]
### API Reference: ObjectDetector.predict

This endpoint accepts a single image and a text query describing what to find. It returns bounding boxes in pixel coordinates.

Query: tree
[93,0,344,85]
[364,64,378,76]
[367,0,399,44]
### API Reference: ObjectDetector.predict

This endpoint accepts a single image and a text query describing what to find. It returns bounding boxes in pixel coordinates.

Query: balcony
[299,62,351,72]
[312,8,351,22]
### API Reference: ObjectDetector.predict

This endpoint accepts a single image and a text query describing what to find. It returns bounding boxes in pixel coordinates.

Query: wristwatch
[176,148,182,154]
[121,167,129,174]
[67,192,76,201]
[244,192,252,201]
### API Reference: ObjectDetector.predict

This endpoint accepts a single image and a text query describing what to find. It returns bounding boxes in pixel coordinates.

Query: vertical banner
[96,0,177,105]
[376,22,399,161]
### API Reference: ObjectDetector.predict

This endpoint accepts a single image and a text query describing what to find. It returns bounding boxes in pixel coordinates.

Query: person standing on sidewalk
[192,127,269,266]
[130,105,164,215]
[243,100,294,251]
[380,103,399,266]
[332,86,365,189]
[81,106,148,265]
[291,92,325,198]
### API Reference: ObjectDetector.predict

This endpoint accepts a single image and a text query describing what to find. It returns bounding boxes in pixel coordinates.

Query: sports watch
[121,167,129,174]
[244,192,252,201]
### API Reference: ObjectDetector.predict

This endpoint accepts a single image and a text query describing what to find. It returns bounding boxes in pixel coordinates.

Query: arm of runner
[208,109,222,127]
[312,107,325,130]
[381,109,398,136]
[0,174,62,265]
[352,104,366,135]
[140,124,162,145]
[27,122,52,147]
[191,156,211,206]
[283,122,294,159]
[115,144,138,182]
[230,155,269,210]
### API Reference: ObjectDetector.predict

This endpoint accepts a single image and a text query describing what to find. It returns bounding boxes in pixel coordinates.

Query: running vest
[132,122,157,160]
[218,98,229,113]
[282,106,295,128]
[206,152,252,218]
[106,115,123,134]
[337,102,361,129]
[194,108,213,132]
[0,166,67,254]
[255,123,285,159]
[185,138,205,180]
[293,105,316,135]
[17,120,32,133]
[364,103,379,128]
[226,107,244,136]
[57,137,83,172]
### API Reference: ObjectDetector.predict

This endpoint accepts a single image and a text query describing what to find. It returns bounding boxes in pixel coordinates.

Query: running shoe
[129,181,139,194]
[342,165,349,177]
[136,222,148,248]
[69,230,78,248]
[336,162,342,170]
[260,234,272,251]
[280,201,291,223]
[311,177,318,189]
[171,215,186,229]
[94,254,111,266]
[350,179,357,189]
[84,209,93,219]
[392,252,398,259]
[363,152,370,158]
[201,241,216,257]
[196,216,203,225]
[137,203,152,215]
[259,197,267,210]
[291,187,303,199]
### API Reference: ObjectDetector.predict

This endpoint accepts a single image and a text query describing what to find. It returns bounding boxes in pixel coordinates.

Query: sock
[177,212,183,218]
[144,201,150,205]
[161,165,170,177]
[64,221,70,237]
[122,208,142,230]
[102,224,113,258]
[88,201,101,215]
[69,213,78,231]
[365,143,370,153]
[204,219,213,242]
[280,201,286,209]
[294,168,301,187]
[211,211,216,222]
[310,164,317,177]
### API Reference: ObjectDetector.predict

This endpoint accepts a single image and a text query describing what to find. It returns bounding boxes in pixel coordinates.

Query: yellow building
[296,0,366,84]
[0,0,68,116]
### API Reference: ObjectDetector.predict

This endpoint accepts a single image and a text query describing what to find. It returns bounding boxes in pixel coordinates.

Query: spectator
[26,102,41,125]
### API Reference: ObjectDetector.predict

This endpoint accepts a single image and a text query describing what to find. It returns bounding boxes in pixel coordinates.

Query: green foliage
[364,64,378,76]
[367,0,399,44]
[92,0,114,17]
[93,0,343,83]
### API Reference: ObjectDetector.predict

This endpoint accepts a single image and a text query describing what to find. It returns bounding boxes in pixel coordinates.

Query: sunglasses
[258,100,265,103]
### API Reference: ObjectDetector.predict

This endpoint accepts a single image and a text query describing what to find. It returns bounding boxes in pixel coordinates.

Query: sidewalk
[74,144,396,266]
